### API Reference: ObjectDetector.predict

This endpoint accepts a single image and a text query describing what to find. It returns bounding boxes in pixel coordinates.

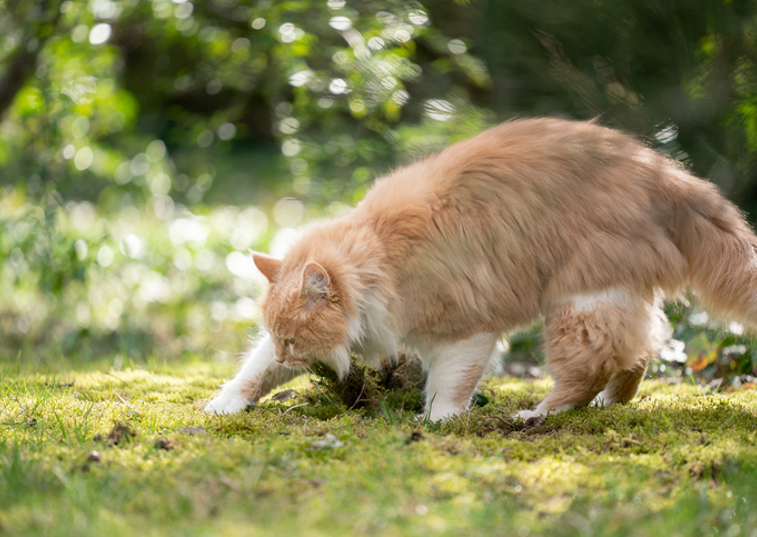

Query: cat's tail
[670,174,757,325]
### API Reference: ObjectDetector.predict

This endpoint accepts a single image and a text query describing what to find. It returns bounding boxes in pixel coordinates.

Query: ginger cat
[205,118,757,421]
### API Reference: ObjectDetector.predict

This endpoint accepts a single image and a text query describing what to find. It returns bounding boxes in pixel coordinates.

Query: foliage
[0,0,493,202]
[3,0,757,382]
[0,186,270,362]
[0,0,491,362]
[3,3,757,533]
[475,0,757,212]
[4,2,757,532]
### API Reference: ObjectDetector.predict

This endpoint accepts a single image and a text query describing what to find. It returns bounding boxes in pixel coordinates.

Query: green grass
[1,360,757,537]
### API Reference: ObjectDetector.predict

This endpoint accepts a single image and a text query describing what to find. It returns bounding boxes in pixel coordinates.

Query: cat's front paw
[204,387,250,415]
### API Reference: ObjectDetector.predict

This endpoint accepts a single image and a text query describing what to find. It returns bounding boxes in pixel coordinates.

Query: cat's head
[252,252,354,378]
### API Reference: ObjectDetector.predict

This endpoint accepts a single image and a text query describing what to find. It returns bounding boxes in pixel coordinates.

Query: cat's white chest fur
[349,291,399,367]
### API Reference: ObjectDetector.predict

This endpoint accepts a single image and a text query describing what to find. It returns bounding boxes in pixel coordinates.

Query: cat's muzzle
[276,356,310,369]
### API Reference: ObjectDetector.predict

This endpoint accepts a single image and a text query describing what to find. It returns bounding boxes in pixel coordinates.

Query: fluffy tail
[670,176,757,324]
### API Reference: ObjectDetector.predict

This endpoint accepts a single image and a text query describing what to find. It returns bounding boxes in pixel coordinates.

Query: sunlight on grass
[1,365,757,536]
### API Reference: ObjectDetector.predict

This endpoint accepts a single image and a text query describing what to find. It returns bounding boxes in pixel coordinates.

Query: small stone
[87,450,101,463]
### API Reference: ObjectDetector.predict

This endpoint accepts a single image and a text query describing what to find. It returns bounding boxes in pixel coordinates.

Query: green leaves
[14,87,45,116]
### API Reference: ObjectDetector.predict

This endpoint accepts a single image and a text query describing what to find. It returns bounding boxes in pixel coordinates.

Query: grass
[1,357,757,537]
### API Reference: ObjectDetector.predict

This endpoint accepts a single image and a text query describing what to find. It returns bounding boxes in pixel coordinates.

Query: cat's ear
[302,262,331,305]
[251,252,282,282]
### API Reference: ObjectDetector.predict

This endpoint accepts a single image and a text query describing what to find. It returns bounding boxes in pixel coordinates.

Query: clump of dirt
[309,351,426,412]
[94,422,136,446]
[153,438,176,451]
[407,431,424,443]
[474,414,562,438]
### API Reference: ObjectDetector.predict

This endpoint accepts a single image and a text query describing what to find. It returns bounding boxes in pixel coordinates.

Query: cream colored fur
[205,118,757,421]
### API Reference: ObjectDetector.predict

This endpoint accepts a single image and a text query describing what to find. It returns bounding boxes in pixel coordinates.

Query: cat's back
[352,118,687,336]
[435,117,665,197]
[359,117,667,232]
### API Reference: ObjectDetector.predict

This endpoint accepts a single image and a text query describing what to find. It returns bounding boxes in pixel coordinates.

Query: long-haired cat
[205,117,757,421]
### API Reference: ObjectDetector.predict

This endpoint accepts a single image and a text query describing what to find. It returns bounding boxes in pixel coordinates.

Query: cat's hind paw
[204,390,250,415]
[514,402,575,420]
[514,409,543,420]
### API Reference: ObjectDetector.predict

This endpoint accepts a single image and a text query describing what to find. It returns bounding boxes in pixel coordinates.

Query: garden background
[2,1,757,536]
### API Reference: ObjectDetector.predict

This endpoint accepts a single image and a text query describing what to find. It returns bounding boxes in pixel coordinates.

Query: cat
[205,117,757,421]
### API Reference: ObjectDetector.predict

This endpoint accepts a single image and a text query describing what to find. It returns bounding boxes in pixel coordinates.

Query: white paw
[204,388,250,415]
[422,405,460,422]
[593,394,608,407]
[514,409,543,420]
[594,391,617,407]
[514,402,575,419]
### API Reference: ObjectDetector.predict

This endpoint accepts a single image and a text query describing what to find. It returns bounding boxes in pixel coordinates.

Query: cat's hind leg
[517,289,665,419]
[422,332,498,421]
[205,334,302,414]
[595,303,669,406]
[594,364,647,406]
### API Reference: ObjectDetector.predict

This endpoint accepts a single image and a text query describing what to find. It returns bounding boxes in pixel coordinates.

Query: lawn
[1,357,757,537]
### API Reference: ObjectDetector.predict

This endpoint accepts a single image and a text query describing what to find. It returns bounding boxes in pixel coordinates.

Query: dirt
[97,422,136,446]
[309,351,426,411]
[153,438,176,450]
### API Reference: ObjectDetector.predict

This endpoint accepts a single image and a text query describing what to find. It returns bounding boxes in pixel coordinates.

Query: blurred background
[1,0,756,386]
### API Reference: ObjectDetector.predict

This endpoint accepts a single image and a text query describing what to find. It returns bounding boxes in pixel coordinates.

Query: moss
[1,361,757,536]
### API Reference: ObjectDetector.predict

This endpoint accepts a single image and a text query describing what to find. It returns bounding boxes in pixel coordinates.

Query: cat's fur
[205,117,757,421]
